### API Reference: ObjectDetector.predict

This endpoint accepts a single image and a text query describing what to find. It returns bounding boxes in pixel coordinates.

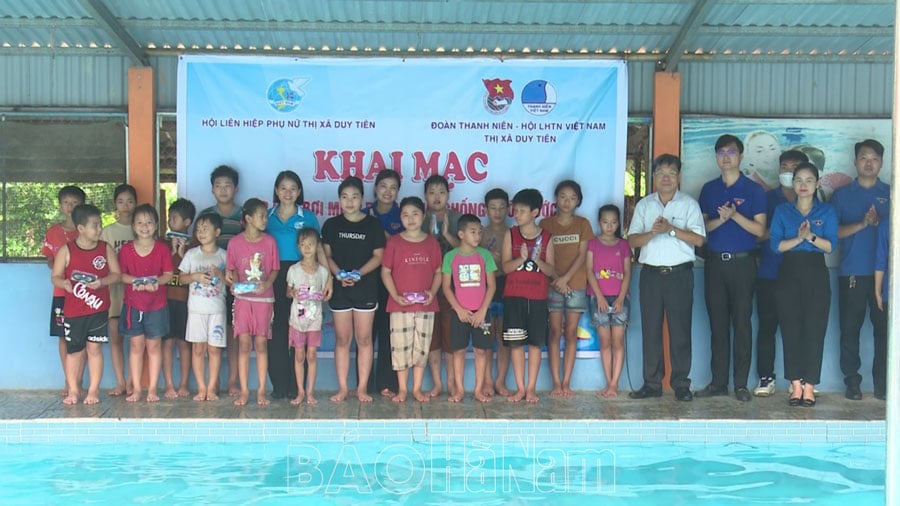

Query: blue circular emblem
[267,78,303,112]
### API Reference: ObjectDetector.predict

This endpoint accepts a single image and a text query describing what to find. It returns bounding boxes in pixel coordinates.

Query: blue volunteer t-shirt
[699,174,767,253]
[770,200,838,254]
[364,202,402,236]
[875,218,890,303]
[266,206,321,262]
[758,188,792,280]
[830,178,891,276]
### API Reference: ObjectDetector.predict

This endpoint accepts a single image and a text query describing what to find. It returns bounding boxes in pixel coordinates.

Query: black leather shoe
[874,390,886,401]
[629,385,663,399]
[735,387,751,402]
[845,384,862,400]
[271,390,286,400]
[788,396,802,407]
[694,384,728,398]
[674,388,693,402]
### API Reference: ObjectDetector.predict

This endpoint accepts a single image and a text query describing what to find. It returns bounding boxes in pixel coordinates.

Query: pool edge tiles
[0,419,886,445]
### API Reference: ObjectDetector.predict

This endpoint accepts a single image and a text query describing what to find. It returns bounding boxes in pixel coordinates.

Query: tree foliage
[2,182,118,259]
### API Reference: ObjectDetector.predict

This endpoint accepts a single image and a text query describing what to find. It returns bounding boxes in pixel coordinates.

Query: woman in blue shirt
[364,169,403,397]
[266,170,325,400]
[770,163,838,407]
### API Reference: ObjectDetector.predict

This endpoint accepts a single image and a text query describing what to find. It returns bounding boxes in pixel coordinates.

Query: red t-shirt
[119,240,173,312]
[503,226,551,300]
[63,240,110,318]
[381,234,442,312]
[43,223,78,297]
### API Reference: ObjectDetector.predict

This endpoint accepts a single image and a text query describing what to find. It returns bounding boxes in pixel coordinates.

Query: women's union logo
[267,78,309,113]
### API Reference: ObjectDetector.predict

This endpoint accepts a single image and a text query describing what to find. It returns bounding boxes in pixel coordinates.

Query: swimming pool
[0,420,886,505]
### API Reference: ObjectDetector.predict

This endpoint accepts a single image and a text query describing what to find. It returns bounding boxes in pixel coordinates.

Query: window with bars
[0,114,127,260]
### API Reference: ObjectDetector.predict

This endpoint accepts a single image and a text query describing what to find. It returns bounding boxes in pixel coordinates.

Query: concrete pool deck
[0,389,886,446]
[0,389,885,422]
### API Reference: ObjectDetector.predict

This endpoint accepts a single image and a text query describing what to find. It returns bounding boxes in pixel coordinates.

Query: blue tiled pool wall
[0,420,885,444]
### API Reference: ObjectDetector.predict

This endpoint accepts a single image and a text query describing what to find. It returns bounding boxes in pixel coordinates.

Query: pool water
[0,441,884,505]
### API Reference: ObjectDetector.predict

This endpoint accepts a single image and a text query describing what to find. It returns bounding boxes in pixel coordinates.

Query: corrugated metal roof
[0,0,894,64]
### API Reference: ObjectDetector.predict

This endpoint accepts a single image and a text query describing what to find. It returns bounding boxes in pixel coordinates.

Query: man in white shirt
[627,154,706,402]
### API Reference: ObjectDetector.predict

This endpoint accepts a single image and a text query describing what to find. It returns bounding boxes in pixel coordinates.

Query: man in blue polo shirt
[753,149,809,397]
[695,134,767,402]
[831,139,890,401]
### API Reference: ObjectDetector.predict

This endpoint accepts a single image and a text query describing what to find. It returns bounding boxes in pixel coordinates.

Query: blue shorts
[547,288,588,313]
[589,295,630,328]
[119,304,170,339]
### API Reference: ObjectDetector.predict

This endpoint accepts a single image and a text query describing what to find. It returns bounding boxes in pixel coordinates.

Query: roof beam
[76,0,147,66]
[1,18,890,39]
[700,25,895,37]
[121,19,677,35]
[661,0,717,71]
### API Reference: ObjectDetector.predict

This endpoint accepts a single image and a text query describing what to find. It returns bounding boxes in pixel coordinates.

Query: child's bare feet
[507,390,525,403]
[392,390,408,403]
[448,392,464,403]
[193,392,207,401]
[306,393,317,405]
[330,389,348,403]
[257,389,269,406]
[206,387,219,401]
[177,387,191,398]
[83,389,100,405]
[381,388,395,398]
[562,384,575,398]
[164,388,178,400]
[146,390,160,403]
[550,385,565,397]
[228,382,240,397]
[291,391,305,405]
[357,389,373,403]
[482,385,495,398]
[108,385,126,397]
[233,392,249,406]
[63,393,79,405]
[495,382,511,397]
[525,389,539,403]
[426,385,443,398]
[475,391,491,403]
[412,390,430,402]
[125,391,141,403]
[605,388,618,398]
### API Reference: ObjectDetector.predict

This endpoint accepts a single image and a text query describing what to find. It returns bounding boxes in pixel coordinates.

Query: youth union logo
[267,78,309,113]
[482,78,514,114]
[521,80,557,116]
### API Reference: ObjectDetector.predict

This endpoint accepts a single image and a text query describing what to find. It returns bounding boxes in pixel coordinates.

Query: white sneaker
[754,377,775,397]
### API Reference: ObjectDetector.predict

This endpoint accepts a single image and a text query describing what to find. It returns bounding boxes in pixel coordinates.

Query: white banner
[177,55,629,353]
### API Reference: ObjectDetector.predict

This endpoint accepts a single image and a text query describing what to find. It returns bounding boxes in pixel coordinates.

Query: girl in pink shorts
[225,199,280,407]
[286,229,332,405]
